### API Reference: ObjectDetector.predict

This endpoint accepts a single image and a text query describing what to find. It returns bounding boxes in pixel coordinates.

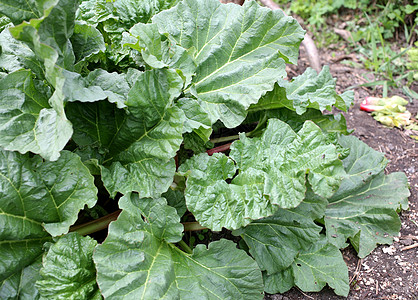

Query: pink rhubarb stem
[206,143,232,156]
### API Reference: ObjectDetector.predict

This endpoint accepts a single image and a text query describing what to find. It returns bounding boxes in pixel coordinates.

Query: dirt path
[267,48,418,300]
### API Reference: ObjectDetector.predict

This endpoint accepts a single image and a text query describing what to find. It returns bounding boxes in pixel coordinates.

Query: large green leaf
[0,70,72,161]
[153,0,305,127]
[71,22,106,67]
[291,237,349,296]
[63,69,130,108]
[67,68,184,197]
[325,136,409,257]
[76,0,179,65]
[263,268,294,295]
[176,98,213,152]
[180,119,345,230]
[0,149,97,292]
[113,0,179,27]
[94,194,263,299]
[8,0,115,105]
[78,0,179,28]
[124,23,196,86]
[264,237,349,297]
[0,0,58,24]
[0,259,42,300]
[0,29,43,76]
[250,66,354,114]
[246,108,351,136]
[235,189,327,275]
[9,0,78,70]
[36,233,101,300]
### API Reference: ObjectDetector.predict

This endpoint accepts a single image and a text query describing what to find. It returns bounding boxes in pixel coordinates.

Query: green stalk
[210,135,240,144]
[178,239,193,254]
[70,210,121,236]
[210,132,253,144]
[183,222,208,231]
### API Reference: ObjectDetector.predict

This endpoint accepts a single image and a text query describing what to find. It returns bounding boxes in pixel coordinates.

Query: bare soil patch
[266,46,418,300]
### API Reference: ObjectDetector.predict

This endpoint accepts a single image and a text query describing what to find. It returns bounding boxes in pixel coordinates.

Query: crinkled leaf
[70,69,130,108]
[176,97,212,152]
[71,22,105,66]
[325,136,410,257]
[153,0,304,127]
[76,0,113,25]
[36,233,101,300]
[68,69,184,197]
[76,0,179,66]
[0,149,97,290]
[125,23,196,86]
[8,0,116,107]
[235,188,328,274]
[113,0,179,27]
[251,66,354,114]
[118,193,184,242]
[235,195,325,274]
[231,120,345,201]
[94,194,263,300]
[176,98,212,134]
[0,29,43,76]
[0,258,42,300]
[0,70,72,161]
[245,108,352,145]
[0,0,58,24]
[180,119,344,230]
[10,0,78,70]
[292,237,349,297]
[101,69,184,196]
[77,0,178,27]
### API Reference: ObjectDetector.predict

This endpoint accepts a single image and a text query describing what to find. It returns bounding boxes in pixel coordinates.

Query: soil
[265,41,418,299]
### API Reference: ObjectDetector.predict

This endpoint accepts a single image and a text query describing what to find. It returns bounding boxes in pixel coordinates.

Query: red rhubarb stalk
[206,143,232,156]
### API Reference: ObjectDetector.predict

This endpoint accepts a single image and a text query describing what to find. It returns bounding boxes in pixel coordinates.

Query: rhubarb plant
[0,0,409,299]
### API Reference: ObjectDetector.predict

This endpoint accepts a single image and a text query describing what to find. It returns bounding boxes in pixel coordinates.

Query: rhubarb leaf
[71,22,105,67]
[180,119,345,231]
[9,0,79,70]
[0,70,72,161]
[68,68,184,197]
[153,0,304,127]
[235,204,323,274]
[100,69,184,197]
[125,23,196,86]
[325,136,410,257]
[263,269,294,294]
[163,189,187,218]
[251,66,354,114]
[94,194,263,299]
[76,0,179,65]
[292,237,349,296]
[36,233,101,300]
[0,29,43,76]
[176,98,213,151]
[0,0,58,24]
[261,237,349,296]
[0,149,97,292]
[0,259,42,300]
[234,189,327,274]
